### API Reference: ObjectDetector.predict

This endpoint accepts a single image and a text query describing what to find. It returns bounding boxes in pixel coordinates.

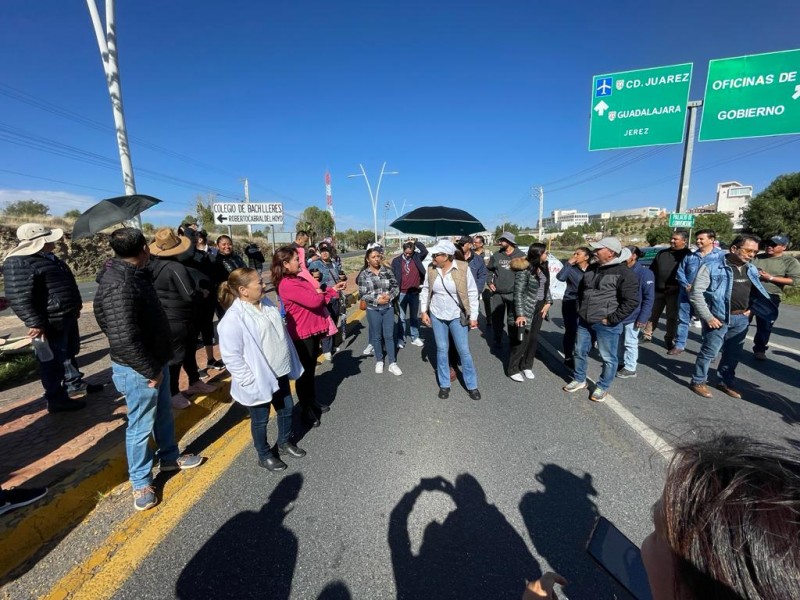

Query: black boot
[302,407,321,428]
[278,442,307,458]
[313,401,330,414]
[259,454,288,472]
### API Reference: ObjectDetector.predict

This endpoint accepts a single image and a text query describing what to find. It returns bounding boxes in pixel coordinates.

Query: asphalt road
[7,301,799,599]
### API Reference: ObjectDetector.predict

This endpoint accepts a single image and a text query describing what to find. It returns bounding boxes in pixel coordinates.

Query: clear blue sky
[1,1,798,234]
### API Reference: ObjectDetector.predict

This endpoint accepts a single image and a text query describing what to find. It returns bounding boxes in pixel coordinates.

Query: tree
[743,172,800,248]
[646,225,672,246]
[195,193,217,232]
[555,230,585,248]
[64,209,82,219]
[3,199,49,217]
[493,222,521,239]
[299,206,334,242]
[693,213,734,244]
[142,222,155,234]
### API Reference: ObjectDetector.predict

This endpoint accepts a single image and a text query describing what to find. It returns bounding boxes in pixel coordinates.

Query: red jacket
[278,276,338,340]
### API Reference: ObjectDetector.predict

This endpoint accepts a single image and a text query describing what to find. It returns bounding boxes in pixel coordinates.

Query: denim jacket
[689,256,778,325]
[676,247,723,289]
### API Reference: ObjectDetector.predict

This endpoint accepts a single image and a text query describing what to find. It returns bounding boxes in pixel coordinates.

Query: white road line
[745,335,800,356]
[538,336,675,462]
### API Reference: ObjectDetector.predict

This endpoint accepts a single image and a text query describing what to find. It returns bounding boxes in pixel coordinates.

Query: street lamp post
[348,162,398,243]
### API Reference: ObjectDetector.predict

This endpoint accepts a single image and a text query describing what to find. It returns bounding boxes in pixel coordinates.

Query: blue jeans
[676,289,691,349]
[620,322,639,372]
[692,314,750,386]
[111,362,179,489]
[753,293,781,353]
[247,375,294,459]
[574,319,623,392]
[367,306,396,364]
[396,291,421,344]
[430,314,478,390]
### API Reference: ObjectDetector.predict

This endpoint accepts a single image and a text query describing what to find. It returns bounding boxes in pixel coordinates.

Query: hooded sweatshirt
[487,246,526,295]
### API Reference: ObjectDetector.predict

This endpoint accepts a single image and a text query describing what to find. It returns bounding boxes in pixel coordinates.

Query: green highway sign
[669,213,695,228]
[699,49,800,141]
[589,63,693,151]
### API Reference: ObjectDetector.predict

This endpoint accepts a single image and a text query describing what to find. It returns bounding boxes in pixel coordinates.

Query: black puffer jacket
[94,258,173,379]
[149,257,198,322]
[3,252,82,329]
[511,258,552,324]
[211,252,246,286]
[577,258,639,325]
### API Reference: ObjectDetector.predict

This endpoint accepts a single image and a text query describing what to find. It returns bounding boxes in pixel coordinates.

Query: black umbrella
[72,194,162,240]
[389,206,486,237]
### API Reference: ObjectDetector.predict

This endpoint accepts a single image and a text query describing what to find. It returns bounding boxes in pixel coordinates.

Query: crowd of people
[2,217,799,592]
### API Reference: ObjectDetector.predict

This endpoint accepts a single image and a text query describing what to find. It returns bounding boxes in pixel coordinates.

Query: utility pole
[86,0,140,229]
[675,100,703,214]
[242,177,252,238]
[536,186,544,240]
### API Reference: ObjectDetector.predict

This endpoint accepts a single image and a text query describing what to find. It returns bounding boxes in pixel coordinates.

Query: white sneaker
[321,352,332,362]
[375,361,384,374]
[510,373,524,382]
[397,341,405,349]
[411,338,424,347]
[388,363,402,376]
[523,369,535,380]
[362,344,374,356]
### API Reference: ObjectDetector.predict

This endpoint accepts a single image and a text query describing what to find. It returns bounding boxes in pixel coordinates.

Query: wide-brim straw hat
[148,228,192,257]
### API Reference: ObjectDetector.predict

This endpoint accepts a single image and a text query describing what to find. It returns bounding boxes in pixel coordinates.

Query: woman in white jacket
[218,267,306,472]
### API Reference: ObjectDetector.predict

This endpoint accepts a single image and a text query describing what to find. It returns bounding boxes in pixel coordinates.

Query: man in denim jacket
[688,234,778,399]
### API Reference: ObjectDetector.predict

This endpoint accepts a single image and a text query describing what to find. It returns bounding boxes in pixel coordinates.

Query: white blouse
[242,300,291,378]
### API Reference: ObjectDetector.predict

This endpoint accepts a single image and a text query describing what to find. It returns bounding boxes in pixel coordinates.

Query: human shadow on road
[317,580,352,599]
[175,472,303,600]
[389,474,540,600]
[519,464,635,600]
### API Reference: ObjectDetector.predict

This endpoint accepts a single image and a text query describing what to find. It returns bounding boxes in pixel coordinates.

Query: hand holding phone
[587,517,653,600]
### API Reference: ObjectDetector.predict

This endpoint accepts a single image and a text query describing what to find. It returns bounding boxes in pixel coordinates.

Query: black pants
[292,335,321,409]
[490,293,516,343]
[197,297,217,346]
[562,299,579,361]
[169,320,201,395]
[508,301,545,375]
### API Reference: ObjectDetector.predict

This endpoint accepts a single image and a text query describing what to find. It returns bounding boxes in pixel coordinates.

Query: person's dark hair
[662,434,800,599]
[402,241,415,252]
[576,246,592,257]
[695,229,716,240]
[216,234,232,245]
[673,230,689,241]
[218,267,258,310]
[626,245,644,260]
[196,230,208,243]
[730,233,761,249]
[110,227,147,258]
[363,248,382,269]
[296,230,309,240]
[454,248,466,262]
[270,246,298,288]
[474,235,485,244]
[526,243,546,273]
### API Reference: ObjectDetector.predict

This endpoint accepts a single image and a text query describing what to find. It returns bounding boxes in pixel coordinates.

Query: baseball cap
[769,235,790,247]
[429,240,457,256]
[498,231,517,246]
[590,237,623,254]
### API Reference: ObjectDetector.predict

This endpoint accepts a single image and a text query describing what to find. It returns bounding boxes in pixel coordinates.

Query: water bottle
[32,335,54,362]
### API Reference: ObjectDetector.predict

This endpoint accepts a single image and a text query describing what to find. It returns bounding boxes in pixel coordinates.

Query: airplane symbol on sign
[595,77,613,97]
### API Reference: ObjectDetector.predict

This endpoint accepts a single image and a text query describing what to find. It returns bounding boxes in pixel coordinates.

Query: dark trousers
[247,375,294,460]
[489,292,516,343]
[292,335,321,409]
[40,315,81,405]
[508,301,545,375]
[753,293,781,353]
[561,299,579,361]
[645,288,684,348]
[198,297,217,346]
[321,297,341,354]
[169,321,201,395]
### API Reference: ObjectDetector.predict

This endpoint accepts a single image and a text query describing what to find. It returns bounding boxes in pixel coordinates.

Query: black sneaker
[0,486,48,516]
[468,389,481,401]
[438,387,450,399]
[616,369,637,379]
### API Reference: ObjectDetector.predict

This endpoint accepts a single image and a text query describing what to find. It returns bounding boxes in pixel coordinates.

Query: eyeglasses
[431,253,444,258]
[734,247,757,255]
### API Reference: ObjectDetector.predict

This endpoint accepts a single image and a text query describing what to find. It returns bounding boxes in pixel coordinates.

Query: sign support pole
[675,100,703,214]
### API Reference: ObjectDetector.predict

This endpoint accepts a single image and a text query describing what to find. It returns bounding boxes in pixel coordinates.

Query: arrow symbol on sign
[216,214,227,223]
[793,84,800,100]
[594,100,609,117]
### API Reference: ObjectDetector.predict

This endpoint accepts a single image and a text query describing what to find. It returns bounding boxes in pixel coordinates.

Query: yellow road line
[43,420,252,600]
[43,308,368,599]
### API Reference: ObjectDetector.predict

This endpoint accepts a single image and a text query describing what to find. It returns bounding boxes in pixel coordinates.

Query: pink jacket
[278,276,339,340]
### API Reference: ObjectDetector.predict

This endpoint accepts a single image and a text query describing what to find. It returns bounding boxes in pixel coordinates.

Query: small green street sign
[699,49,800,141]
[589,63,693,151]
[669,213,695,228]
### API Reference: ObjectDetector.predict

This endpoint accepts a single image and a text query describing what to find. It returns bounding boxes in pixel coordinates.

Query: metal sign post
[675,100,703,213]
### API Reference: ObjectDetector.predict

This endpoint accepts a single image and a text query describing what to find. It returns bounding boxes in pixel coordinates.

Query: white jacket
[218,297,304,406]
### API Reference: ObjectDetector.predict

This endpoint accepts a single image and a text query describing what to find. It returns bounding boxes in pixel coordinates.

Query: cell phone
[587,517,653,600]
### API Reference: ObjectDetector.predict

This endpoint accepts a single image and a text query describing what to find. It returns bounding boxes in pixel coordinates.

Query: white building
[715,181,752,230]
[539,209,590,231]
[609,206,666,219]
